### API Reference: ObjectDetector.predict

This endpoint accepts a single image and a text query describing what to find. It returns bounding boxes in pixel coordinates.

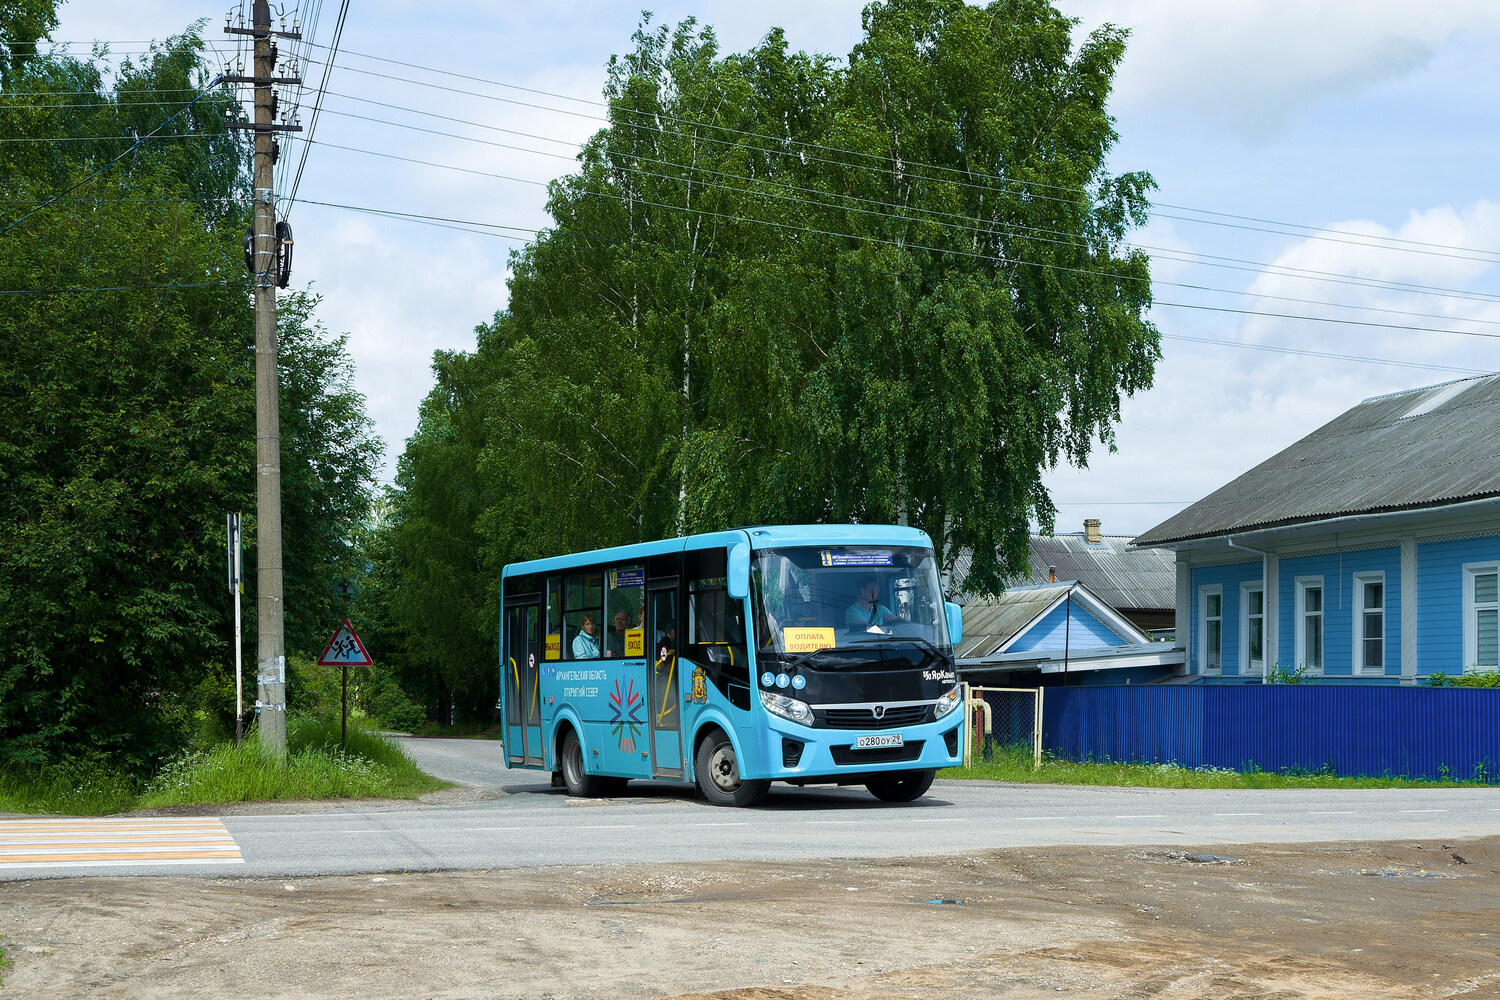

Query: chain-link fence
[963,685,1043,770]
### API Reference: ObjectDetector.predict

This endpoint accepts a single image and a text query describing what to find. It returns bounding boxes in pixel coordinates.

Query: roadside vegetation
[410,721,502,739]
[0,716,445,817]
[1426,669,1500,687]
[943,744,1498,788]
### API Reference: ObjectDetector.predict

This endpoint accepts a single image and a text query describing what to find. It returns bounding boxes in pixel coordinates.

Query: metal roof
[1135,373,1500,547]
[1023,533,1174,610]
[954,582,1146,659]
[954,584,1072,659]
[950,533,1176,611]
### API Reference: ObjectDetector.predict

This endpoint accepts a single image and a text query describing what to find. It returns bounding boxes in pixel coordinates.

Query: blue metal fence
[1042,685,1500,782]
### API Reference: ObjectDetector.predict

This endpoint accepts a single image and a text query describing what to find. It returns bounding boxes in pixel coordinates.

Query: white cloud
[1240,201,1500,366]
[1060,0,1500,139]
[1053,199,1500,535]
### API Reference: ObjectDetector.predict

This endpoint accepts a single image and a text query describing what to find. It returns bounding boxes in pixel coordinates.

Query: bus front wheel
[695,730,768,807]
[559,729,604,798]
[865,769,935,802]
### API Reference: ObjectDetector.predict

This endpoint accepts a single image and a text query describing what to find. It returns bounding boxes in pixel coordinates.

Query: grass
[0,938,11,986]
[413,720,502,739]
[0,716,448,817]
[941,743,1496,789]
[0,757,140,816]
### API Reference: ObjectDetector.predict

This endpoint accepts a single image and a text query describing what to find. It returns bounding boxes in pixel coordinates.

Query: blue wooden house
[1134,374,1500,683]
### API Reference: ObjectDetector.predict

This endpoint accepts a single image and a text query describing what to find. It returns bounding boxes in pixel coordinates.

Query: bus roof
[500,523,935,578]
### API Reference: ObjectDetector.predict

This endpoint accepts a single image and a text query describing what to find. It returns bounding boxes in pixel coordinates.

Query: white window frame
[1240,581,1265,677]
[1353,571,1386,674]
[1463,562,1500,671]
[1199,584,1223,674]
[1295,576,1325,674]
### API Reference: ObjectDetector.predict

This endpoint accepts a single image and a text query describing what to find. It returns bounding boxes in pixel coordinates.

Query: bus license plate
[855,733,904,750]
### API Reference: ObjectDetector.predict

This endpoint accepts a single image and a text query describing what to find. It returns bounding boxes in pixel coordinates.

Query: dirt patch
[2,838,1497,998]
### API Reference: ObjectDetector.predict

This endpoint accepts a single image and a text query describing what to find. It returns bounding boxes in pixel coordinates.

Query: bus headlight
[759,689,813,725]
[934,686,962,719]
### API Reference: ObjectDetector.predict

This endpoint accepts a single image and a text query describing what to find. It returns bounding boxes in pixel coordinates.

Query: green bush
[1426,670,1500,688]
[382,701,428,734]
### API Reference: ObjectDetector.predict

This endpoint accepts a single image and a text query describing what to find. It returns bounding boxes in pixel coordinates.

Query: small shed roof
[955,582,1147,660]
[1135,373,1500,547]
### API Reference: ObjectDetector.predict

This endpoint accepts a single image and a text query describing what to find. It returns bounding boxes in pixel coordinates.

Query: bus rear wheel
[865,769,935,802]
[559,729,604,798]
[695,730,768,807]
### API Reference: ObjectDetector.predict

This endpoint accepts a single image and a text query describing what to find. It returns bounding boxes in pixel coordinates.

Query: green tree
[0,23,380,767]
[379,0,1158,719]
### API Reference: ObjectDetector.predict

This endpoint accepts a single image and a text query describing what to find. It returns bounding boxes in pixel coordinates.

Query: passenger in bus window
[605,609,630,658]
[845,576,899,628]
[572,615,601,659]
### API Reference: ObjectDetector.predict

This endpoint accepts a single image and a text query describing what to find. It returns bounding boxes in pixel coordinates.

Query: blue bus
[499,525,964,806]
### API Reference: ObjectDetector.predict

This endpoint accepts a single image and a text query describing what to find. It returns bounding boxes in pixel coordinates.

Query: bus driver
[845,576,899,628]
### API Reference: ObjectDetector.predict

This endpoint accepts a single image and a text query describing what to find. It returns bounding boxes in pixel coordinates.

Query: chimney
[1083,518,1102,545]
[1047,565,1056,584]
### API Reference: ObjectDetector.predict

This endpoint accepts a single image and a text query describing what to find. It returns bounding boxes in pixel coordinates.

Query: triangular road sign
[317,620,374,667]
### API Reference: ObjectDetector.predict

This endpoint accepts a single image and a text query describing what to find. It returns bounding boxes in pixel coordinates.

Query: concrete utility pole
[226,1,301,756]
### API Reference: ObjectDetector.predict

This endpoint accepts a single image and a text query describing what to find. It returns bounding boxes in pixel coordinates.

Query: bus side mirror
[727,542,751,601]
[945,601,963,646]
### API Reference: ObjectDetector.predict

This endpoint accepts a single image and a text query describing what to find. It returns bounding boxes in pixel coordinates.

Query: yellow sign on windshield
[782,627,835,654]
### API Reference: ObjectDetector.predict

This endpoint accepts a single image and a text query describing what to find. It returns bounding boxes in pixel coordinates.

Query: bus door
[647,583,684,778]
[503,600,543,768]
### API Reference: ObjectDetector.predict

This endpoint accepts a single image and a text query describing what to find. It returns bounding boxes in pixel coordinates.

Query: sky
[45,0,1500,538]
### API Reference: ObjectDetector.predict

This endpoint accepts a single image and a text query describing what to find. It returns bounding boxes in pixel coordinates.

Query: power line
[291,60,1500,304]
[1161,334,1488,376]
[0,77,225,235]
[1154,301,1500,342]
[0,131,224,142]
[284,0,349,217]
[21,37,1500,262]
[12,88,1497,326]
[0,98,232,109]
[299,197,1500,375]
[304,45,1500,263]
[285,106,1500,329]
[14,42,1500,287]
[306,141,1500,343]
[0,87,201,97]
[1051,500,1191,506]
[0,280,234,296]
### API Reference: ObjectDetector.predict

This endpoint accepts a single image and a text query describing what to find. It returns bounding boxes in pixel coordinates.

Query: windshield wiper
[840,634,949,665]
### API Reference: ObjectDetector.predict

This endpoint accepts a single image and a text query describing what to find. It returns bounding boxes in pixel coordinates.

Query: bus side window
[685,548,749,709]
[604,565,645,658]
[544,576,562,661]
[563,571,604,660]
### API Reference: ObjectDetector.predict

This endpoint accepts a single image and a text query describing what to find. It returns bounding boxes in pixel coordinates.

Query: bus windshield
[751,545,951,659]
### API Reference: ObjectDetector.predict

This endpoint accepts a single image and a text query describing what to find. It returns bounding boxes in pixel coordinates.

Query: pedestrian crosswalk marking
[0,818,243,870]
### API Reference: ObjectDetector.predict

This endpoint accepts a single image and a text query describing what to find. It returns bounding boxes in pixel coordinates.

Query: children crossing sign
[316,620,374,667]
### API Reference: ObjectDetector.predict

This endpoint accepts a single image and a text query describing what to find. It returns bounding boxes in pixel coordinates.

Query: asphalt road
[3,736,1498,880]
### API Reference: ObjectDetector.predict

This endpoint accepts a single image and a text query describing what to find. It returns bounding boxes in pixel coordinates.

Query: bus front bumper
[746,712,963,781]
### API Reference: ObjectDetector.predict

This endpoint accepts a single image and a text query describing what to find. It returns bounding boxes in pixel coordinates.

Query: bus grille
[819,705,930,730]
[829,740,924,765]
